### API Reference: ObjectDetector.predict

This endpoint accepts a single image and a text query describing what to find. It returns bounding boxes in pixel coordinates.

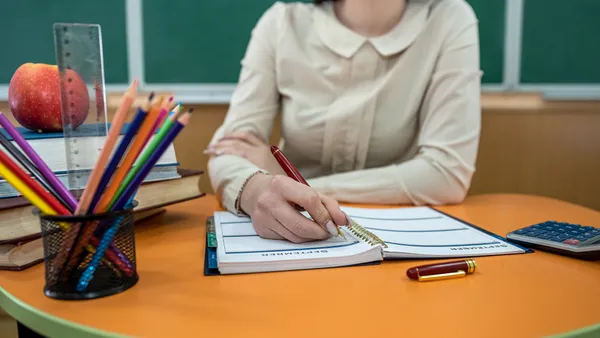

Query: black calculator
[506,221,600,260]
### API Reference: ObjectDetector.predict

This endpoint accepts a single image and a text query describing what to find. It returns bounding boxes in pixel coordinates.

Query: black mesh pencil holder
[35,201,139,301]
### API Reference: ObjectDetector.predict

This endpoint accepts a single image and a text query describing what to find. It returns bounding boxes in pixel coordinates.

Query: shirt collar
[314,0,433,58]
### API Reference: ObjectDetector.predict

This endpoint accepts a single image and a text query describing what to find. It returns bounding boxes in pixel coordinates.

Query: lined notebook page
[341,206,525,258]
[214,212,381,264]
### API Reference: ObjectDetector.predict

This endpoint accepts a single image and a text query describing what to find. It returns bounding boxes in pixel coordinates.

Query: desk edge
[550,322,600,338]
[0,286,127,338]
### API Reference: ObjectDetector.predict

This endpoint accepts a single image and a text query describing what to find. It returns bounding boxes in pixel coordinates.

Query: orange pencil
[94,96,164,213]
[145,96,173,144]
[78,79,139,215]
[55,80,139,279]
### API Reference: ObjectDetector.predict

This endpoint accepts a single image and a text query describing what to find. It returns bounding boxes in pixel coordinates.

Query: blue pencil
[76,112,189,292]
[88,105,149,213]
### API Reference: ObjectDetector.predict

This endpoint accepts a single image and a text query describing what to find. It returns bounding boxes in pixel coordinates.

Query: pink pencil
[144,96,173,147]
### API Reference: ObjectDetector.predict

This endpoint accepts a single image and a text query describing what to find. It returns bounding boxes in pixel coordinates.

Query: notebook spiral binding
[347,219,388,248]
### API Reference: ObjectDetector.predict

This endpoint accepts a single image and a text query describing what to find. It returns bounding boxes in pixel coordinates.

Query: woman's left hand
[204,132,286,175]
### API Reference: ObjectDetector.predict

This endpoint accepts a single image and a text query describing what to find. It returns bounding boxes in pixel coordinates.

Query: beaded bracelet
[234,170,269,215]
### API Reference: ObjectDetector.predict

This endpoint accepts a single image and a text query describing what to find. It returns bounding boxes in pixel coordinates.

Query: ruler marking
[53,23,108,193]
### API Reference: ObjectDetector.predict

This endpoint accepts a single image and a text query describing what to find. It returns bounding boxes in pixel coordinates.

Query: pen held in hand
[270,145,345,239]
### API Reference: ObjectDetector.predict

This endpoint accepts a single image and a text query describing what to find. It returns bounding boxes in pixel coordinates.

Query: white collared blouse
[208,0,482,214]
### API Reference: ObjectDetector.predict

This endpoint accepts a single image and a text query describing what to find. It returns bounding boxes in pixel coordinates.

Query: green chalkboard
[143,0,307,84]
[521,0,600,84]
[467,0,505,84]
[0,0,128,84]
[144,0,505,84]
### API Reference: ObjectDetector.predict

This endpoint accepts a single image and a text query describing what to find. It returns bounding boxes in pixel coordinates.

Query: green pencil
[110,107,191,207]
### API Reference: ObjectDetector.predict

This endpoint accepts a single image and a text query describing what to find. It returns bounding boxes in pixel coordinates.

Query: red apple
[8,63,89,132]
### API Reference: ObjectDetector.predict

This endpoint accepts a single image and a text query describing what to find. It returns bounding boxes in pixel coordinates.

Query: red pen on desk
[270,145,345,238]
[406,259,477,282]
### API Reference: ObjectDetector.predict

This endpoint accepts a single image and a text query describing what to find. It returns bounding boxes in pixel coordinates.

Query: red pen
[406,259,477,282]
[270,146,308,185]
[270,145,345,238]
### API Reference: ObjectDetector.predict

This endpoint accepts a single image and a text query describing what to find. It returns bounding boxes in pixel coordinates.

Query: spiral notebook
[206,206,530,275]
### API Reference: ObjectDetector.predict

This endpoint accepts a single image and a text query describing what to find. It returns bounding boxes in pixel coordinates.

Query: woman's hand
[240,173,350,243]
[204,132,286,175]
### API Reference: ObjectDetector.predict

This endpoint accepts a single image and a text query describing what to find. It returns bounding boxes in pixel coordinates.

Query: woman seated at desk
[205,0,482,243]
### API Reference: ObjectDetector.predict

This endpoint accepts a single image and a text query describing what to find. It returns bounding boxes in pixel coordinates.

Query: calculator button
[514,229,528,235]
[564,239,581,245]
[551,236,568,242]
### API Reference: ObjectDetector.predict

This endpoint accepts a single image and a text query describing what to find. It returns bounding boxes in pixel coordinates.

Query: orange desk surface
[1,194,600,338]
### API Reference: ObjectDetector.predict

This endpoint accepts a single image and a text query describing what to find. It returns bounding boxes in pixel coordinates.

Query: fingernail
[325,221,338,237]
[343,212,352,227]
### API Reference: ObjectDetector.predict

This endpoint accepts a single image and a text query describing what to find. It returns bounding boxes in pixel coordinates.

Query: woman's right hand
[240,173,350,243]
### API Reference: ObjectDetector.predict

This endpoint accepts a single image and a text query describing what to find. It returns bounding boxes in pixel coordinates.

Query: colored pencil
[111,113,190,210]
[170,104,186,120]
[89,93,153,212]
[169,102,182,118]
[0,112,77,211]
[0,131,72,210]
[56,80,138,278]
[79,80,138,215]
[118,104,183,205]
[139,96,172,162]
[0,150,69,215]
[0,161,58,216]
[77,112,190,291]
[93,96,164,213]
[149,96,173,136]
[113,112,189,210]
[169,100,179,112]
[67,93,157,275]
[112,108,192,204]
[0,160,124,277]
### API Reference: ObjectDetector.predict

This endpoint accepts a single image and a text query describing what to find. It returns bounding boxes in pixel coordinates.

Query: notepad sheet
[213,211,382,264]
[340,206,525,258]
